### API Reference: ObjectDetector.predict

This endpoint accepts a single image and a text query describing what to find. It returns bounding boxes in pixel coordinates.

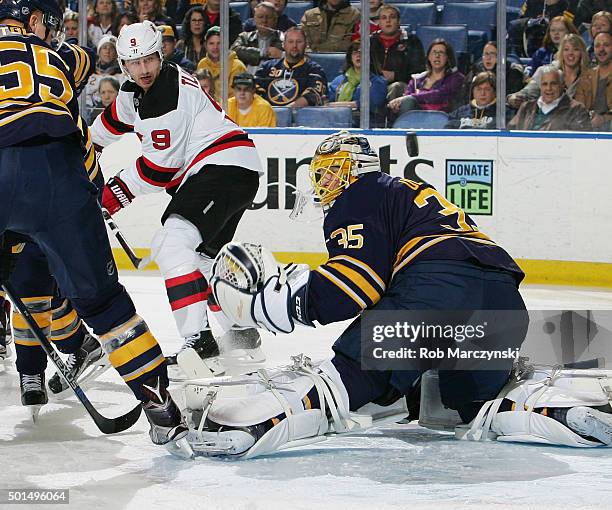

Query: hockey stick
[1,281,142,434]
[101,208,146,270]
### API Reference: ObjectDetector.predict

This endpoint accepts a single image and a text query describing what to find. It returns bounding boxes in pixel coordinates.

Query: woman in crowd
[529,16,579,76]
[458,41,525,104]
[509,34,592,108]
[115,10,139,34]
[63,10,79,41]
[96,35,121,76]
[328,40,388,127]
[88,0,119,48]
[176,6,208,64]
[135,0,173,25]
[387,39,464,116]
[97,76,121,108]
[447,71,502,129]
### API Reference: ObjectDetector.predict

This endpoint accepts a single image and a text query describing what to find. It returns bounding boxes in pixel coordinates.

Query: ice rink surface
[2,273,612,510]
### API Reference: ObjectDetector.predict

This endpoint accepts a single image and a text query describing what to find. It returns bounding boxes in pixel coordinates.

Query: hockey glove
[102,176,134,215]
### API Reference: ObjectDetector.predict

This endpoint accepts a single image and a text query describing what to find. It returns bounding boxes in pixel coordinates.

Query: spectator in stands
[575,31,612,130]
[194,68,216,98]
[301,0,360,53]
[227,72,276,127]
[509,34,591,107]
[117,10,139,34]
[352,0,383,42]
[587,11,612,62]
[244,0,298,32]
[255,26,328,107]
[372,5,426,102]
[88,0,118,48]
[135,0,173,25]
[177,6,208,64]
[63,11,79,41]
[447,72,501,129]
[97,76,121,108]
[159,25,196,73]
[508,0,576,58]
[196,27,247,101]
[176,0,243,44]
[458,42,525,104]
[529,16,579,76]
[96,35,121,75]
[388,39,464,116]
[508,65,592,129]
[232,2,284,75]
[574,0,612,28]
[327,40,388,126]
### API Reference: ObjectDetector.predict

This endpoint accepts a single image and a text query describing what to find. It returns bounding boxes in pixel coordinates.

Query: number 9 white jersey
[91,62,262,196]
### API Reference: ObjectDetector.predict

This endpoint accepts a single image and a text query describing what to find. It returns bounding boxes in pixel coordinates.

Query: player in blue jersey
[0,0,191,457]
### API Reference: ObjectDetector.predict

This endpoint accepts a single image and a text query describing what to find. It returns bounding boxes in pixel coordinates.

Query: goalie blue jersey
[308,172,524,325]
[0,24,80,147]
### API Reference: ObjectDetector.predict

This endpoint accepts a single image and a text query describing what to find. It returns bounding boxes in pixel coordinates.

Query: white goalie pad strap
[458,365,612,447]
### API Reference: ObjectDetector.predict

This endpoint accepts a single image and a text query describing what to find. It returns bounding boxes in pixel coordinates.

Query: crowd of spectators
[71,0,610,131]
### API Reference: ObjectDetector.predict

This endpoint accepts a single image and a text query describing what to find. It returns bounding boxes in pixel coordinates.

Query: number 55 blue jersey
[0,25,79,147]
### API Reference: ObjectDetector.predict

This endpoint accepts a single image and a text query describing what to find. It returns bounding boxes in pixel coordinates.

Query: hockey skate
[566,407,612,445]
[20,372,48,422]
[47,334,110,396]
[168,329,225,381]
[217,328,266,376]
[141,375,193,459]
[0,299,12,361]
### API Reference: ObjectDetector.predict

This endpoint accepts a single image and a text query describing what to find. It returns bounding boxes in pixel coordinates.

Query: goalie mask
[291,131,380,220]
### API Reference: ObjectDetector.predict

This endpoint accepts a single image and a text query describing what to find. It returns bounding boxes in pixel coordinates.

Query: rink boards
[99,129,612,287]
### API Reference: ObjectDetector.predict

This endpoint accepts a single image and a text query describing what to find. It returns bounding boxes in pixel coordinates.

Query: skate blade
[567,407,612,445]
[165,436,194,459]
[51,357,112,398]
[188,429,255,457]
[29,404,44,423]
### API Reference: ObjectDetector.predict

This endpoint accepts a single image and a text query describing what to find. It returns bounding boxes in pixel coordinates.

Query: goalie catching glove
[102,176,134,215]
[210,242,313,334]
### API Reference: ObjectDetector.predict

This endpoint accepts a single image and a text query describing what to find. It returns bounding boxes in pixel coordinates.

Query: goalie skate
[48,334,110,397]
[566,407,612,445]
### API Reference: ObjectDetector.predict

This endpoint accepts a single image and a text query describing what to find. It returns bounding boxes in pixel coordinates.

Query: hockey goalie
[181,131,612,458]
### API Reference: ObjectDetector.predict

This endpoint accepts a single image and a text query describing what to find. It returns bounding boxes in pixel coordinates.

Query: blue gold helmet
[0,0,28,23]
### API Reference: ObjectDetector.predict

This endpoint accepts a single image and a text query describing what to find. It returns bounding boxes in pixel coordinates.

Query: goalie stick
[1,282,142,434]
[102,208,147,270]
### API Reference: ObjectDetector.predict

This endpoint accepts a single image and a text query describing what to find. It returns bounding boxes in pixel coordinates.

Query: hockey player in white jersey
[91,21,264,373]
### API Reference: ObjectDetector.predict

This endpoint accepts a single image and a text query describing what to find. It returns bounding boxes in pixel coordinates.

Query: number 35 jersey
[0,26,80,147]
[308,172,525,325]
[91,62,262,196]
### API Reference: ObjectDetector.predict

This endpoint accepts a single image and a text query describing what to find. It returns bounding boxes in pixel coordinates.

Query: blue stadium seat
[307,53,345,82]
[440,2,497,39]
[229,1,251,22]
[392,110,449,128]
[394,3,437,27]
[273,107,293,127]
[416,24,468,53]
[295,107,353,128]
[283,1,312,23]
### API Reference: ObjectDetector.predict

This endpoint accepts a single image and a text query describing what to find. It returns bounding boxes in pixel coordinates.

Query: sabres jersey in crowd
[0,24,79,147]
[91,62,262,196]
[255,57,327,107]
[307,173,525,325]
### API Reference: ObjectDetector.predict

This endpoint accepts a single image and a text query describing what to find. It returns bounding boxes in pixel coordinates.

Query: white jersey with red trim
[91,62,262,195]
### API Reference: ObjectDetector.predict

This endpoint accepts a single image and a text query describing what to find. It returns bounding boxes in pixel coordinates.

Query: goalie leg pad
[186,355,380,458]
[457,365,612,447]
[151,215,211,338]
